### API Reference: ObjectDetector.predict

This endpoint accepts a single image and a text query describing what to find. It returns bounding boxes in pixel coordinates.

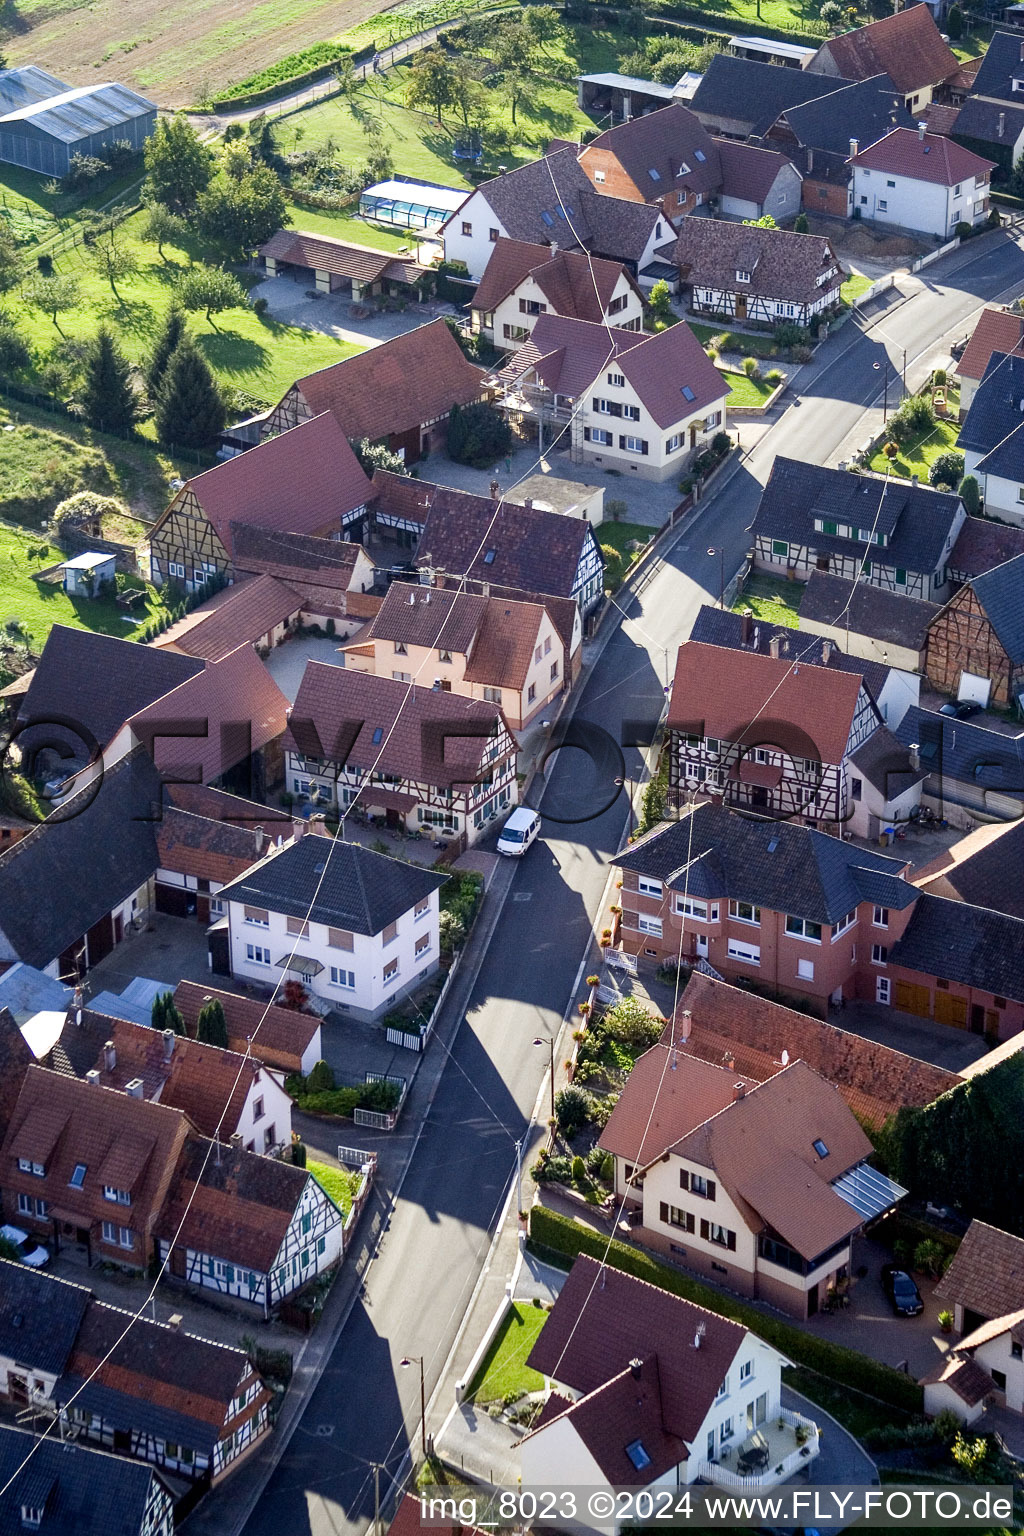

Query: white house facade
[477,267,643,347]
[850,127,993,237]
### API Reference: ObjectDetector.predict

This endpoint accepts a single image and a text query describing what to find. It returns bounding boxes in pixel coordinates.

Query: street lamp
[707,546,726,609]
[400,1355,427,1458]
[873,357,890,424]
[533,1035,555,1123]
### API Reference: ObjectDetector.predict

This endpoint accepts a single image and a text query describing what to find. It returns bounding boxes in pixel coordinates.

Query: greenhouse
[359,178,466,233]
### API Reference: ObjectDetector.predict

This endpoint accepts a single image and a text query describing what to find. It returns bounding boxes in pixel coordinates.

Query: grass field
[0,521,168,649]
[866,410,962,481]
[733,571,803,628]
[719,369,776,409]
[841,271,873,305]
[6,210,360,407]
[309,1159,362,1216]
[469,1302,547,1403]
[283,199,413,250]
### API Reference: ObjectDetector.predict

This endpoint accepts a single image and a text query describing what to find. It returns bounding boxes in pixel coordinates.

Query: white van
[496,807,541,857]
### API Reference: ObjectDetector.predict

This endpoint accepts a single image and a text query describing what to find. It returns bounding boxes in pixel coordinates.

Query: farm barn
[0,68,156,176]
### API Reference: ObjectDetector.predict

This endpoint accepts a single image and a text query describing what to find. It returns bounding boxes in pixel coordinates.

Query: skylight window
[625,1439,652,1471]
[813,1139,830,1159]
[69,1163,87,1189]
[695,148,707,162]
[648,167,661,181]
[371,727,384,745]
[541,210,554,226]
[681,385,696,402]
[483,549,496,565]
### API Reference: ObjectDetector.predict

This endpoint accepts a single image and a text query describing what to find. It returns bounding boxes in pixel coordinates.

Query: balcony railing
[697,1406,820,1490]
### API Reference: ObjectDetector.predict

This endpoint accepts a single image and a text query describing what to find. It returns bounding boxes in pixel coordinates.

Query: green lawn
[7,209,361,408]
[595,520,653,560]
[719,369,776,408]
[690,323,781,360]
[0,521,169,650]
[783,1366,914,1441]
[841,271,873,305]
[309,1159,362,1217]
[283,198,414,252]
[733,571,803,628]
[866,412,962,481]
[469,1301,547,1403]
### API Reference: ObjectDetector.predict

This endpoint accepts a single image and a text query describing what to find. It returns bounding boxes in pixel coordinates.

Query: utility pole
[515,1137,523,1225]
[374,1462,381,1536]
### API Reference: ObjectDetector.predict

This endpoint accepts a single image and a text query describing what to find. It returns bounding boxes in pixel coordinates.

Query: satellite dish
[781,1048,790,1066]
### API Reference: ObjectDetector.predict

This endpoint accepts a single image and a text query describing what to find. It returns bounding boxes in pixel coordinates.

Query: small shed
[728,34,817,67]
[358,178,466,233]
[575,72,675,124]
[61,550,116,595]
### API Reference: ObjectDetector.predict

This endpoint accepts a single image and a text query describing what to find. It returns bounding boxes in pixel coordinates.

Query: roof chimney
[679,1009,692,1042]
[293,818,306,841]
[408,590,416,604]
[733,1081,746,1101]
[103,1040,116,1072]
[849,137,859,159]
[1019,38,1024,61]
[168,1314,183,1332]
[125,1077,144,1100]
[806,146,814,175]
[821,638,833,664]
[524,497,534,510]
[230,1132,243,1149]
[254,824,266,856]
[86,1069,100,1087]
[740,609,753,647]
[630,1357,643,1379]
[908,741,920,771]
[162,1029,175,1063]
[918,120,927,142]
[490,479,500,500]
[769,633,782,659]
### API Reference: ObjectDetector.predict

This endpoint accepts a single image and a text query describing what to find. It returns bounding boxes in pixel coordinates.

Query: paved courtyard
[264,635,345,701]
[82,912,217,1000]
[837,998,989,1071]
[251,274,459,349]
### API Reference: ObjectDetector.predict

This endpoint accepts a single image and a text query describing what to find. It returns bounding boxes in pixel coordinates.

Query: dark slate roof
[915,819,1024,918]
[0,1258,91,1374]
[0,750,162,971]
[614,801,916,923]
[968,553,1024,663]
[752,456,962,575]
[849,724,926,798]
[895,705,1024,790]
[690,53,851,136]
[974,418,1024,481]
[799,571,939,651]
[959,349,1024,460]
[954,94,1024,148]
[689,603,892,704]
[775,73,909,156]
[408,479,596,599]
[888,891,1024,1003]
[673,221,840,305]
[15,626,203,763]
[0,1424,166,1536]
[215,834,447,936]
[965,29,1024,108]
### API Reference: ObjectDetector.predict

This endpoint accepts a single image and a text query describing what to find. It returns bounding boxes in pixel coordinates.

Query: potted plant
[795,1425,808,1446]
[939,1309,954,1334]
[586,974,600,988]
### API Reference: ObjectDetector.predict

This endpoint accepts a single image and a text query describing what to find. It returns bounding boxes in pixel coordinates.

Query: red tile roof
[169,414,370,554]
[260,229,427,285]
[473,237,638,321]
[173,981,320,1075]
[599,1044,755,1166]
[676,972,956,1128]
[814,6,959,95]
[715,137,796,205]
[948,514,1024,577]
[956,306,1024,384]
[850,127,994,186]
[156,805,271,885]
[920,1352,994,1405]
[526,1254,746,1442]
[934,1219,1024,1319]
[158,574,303,663]
[582,102,721,200]
[293,318,485,442]
[129,644,290,786]
[531,1357,689,1485]
[667,640,864,763]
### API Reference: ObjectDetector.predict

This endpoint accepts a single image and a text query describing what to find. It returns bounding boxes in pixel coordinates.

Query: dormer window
[103,1185,131,1205]
[17,1159,44,1177]
[69,1163,87,1189]
[20,1506,43,1529]
[678,161,691,176]
[736,269,751,283]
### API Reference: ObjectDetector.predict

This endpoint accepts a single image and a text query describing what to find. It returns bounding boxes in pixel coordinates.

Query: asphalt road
[239,229,1024,1536]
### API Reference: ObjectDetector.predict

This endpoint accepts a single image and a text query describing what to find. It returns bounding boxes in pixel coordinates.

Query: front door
[8,1374,27,1406]
[113,913,123,944]
[756,1393,767,1426]
[751,786,768,809]
[735,293,747,320]
[696,934,709,959]
[876,976,891,1005]
[970,1003,986,1034]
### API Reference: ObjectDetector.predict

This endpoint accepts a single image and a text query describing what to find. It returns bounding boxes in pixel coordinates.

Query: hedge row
[209,42,373,111]
[529,1206,924,1416]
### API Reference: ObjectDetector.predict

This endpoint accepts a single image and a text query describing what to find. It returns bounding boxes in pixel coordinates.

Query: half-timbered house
[147,413,372,588]
[54,1299,271,1484]
[925,554,1024,708]
[673,220,842,327]
[154,1137,345,1316]
[286,664,518,844]
[751,457,965,600]
[341,581,579,731]
[258,319,485,467]
[470,238,645,345]
[667,639,884,826]
[214,834,447,1022]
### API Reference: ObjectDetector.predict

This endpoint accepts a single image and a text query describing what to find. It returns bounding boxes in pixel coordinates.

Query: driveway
[250,275,458,349]
[82,912,217,999]
[781,1384,878,1533]
[836,1000,989,1071]
[264,636,345,702]
[800,1236,949,1380]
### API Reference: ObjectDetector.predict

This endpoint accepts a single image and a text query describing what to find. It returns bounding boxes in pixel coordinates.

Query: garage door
[895,980,931,1017]
[934,990,968,1028]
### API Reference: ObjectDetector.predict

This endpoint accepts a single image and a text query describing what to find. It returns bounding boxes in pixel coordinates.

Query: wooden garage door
[895,980,931,1018]
[934,990,968,1029]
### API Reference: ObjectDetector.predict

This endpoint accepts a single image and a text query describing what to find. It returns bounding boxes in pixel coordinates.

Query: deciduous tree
[144,114,215,214]
[142,203,187,263]
[91,237,139,302]
[405,46,457,122]
[24,273,80,338]
[176,264,249,327]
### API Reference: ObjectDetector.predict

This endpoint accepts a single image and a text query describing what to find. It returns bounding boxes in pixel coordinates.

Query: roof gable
[851,126,994,184]
[814,6,959,95]
[582,102,721,198]
[935,1218,1024,1318]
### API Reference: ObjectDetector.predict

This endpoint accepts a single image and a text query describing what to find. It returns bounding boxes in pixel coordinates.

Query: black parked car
[939,700,984,719]
[881,1264,924,1317]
